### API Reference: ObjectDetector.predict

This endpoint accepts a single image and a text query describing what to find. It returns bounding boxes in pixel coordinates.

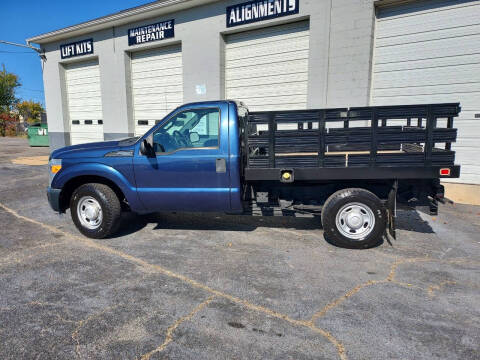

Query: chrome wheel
[77,196,103,230]
[335,202,375,240]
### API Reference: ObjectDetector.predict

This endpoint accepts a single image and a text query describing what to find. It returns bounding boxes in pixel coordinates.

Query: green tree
[17,100,45,124]
[0,64,21,113]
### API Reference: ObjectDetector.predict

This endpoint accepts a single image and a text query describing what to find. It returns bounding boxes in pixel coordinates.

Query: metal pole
[0,40,41,53]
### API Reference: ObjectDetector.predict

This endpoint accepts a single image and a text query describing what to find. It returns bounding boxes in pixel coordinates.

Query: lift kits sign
[227,0,299,27]
[60,39,93,59]
[128,20,175,46]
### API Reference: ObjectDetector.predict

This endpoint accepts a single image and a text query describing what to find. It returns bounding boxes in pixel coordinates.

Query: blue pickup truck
[48,100,461,248]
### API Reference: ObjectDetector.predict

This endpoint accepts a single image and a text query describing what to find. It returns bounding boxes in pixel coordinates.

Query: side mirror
[140,135,155,157]
[189,132,200,143]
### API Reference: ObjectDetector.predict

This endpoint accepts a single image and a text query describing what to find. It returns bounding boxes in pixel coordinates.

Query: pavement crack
[0,242,66,268]
[308,256,475,326]
[427,280,456,297]
[0,202,347,360]
[139,295,216,360]
[72,305,120,359]
[308,279,382,324]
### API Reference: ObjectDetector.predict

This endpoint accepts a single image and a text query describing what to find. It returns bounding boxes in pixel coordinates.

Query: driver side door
[133,104,231,212]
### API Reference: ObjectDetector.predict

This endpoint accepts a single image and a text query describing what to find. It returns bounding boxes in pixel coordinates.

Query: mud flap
[385,180,398,242]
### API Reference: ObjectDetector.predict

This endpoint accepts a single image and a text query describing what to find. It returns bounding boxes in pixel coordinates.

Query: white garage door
[131,45,183,136]
[225,21,310,112]
[65,60,104,145]
[371,0,480,184]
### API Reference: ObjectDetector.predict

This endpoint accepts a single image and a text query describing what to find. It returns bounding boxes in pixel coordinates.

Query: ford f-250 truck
[47,100,461,248]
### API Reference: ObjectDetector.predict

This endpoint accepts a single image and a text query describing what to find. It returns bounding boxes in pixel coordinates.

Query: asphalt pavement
[0,137,479,360]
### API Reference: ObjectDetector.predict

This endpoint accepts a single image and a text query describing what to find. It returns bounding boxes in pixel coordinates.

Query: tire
[70,183,121,239]
[321,188,386,249]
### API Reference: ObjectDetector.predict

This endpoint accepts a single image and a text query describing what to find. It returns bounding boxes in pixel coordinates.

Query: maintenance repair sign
[128,20,175,46]
[227,0,299,27]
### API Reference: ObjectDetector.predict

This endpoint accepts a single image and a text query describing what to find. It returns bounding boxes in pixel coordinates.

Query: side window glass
[153,108,220,153]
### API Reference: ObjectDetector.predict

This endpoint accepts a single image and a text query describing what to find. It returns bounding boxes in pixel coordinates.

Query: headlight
[49,159,62,186]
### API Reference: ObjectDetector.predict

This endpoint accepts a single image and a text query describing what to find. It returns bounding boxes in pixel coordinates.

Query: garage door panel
[65,71,100,82]
[225,21,309,111]
[66,83,101,96]
[376,23,480,48]
[372,92,478,109]
[65,61,104,145]
[132,91,182,103]
[131,46,181,61]
[374,53,480,73]
[132,77,183,90]
[248,103,306,112]
[376,2,480,39]
[64,62,99,75]
[377,0,476,19]
[133,99,182,111]
[69,113,103,121]
[225,31,309,54]
[226,58,308,81]
[373,83,480,98]
[226,37,309,62]
[372,0,480,184]
[226,21,309,45]
[68,97,102,107]
[227,72,308,89]
[375,33,480,63]
[131,45,183,136]
[227,82,307,99]
[453,110,480,121]
[130,85,183,96]
[239,94,307,107]
[131,56,182,73]
[68,105,103,113]
[132,67,183,81]
[134,108,179,120]
[226,49,309,69]
[373,63,480,88]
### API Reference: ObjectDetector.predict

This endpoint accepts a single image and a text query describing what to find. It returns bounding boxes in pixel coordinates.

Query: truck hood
[50,138,137,159]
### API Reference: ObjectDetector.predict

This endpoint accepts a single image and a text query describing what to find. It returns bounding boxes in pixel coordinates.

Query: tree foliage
[0,113,19,137]
[0,64,21,113]
[17,100,45,124]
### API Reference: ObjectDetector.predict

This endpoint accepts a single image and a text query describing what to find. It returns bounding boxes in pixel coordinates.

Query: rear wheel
[321,188,386,249]
[70,183,121,239]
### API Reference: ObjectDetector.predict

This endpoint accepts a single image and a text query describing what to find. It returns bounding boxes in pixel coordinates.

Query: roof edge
[27,0,207,45]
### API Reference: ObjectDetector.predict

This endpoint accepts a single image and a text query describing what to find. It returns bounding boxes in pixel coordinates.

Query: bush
[0,113,19,137]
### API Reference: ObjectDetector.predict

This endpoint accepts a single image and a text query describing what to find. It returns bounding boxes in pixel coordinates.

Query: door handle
[216,158,226,173]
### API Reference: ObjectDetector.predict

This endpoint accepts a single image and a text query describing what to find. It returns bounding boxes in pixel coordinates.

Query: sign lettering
[128,20,175,46]
[60,39,93,59]
[226,0,299,27]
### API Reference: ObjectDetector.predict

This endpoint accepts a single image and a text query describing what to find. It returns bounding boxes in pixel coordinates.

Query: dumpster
[27,123,49,147]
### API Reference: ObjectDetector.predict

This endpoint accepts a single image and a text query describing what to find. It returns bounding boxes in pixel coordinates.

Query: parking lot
[0,137,479,360]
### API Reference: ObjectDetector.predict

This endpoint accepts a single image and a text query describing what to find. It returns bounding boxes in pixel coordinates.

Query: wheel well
[59,175,126,212]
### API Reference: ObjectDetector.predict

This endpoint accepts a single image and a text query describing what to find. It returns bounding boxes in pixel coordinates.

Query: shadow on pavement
[112,208,434,245]
[395,209,434,234]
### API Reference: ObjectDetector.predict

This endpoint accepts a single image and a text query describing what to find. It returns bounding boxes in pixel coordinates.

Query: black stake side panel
[244,165,461,181]
[245,103,462,178]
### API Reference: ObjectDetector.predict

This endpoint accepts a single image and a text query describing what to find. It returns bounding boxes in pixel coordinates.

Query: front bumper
[47,187,62,212]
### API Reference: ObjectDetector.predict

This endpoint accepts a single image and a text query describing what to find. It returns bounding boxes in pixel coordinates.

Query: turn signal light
[440,168,450,176]
[51,164,62,174]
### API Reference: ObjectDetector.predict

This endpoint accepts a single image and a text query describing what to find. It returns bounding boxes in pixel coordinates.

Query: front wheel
[321,188,386,249]
[70,183,121,239]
